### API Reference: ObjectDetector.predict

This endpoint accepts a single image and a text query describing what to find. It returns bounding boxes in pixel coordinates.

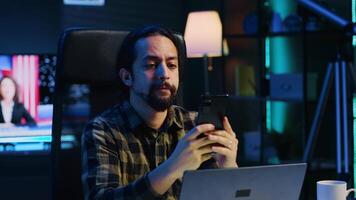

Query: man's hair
[116,25,184,96]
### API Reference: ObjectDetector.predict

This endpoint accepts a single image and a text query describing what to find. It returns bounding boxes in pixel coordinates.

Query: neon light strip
[265,37,270,71]
[265,37,272,133]
[266,100,272,133]
[354,97,356,118]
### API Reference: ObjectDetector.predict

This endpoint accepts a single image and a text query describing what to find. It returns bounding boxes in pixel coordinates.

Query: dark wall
[0,0,185,54]
[0,1,61,54]
[0,153,51,200]
[61,0,185,32]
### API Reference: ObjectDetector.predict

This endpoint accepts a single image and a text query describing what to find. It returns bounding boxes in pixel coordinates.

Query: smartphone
[196,94,228,130]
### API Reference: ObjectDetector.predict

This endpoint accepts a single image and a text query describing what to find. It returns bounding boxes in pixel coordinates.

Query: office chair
[51,29,186,200]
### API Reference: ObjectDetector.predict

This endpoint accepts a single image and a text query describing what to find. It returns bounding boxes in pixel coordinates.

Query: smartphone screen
[196,95,228,130]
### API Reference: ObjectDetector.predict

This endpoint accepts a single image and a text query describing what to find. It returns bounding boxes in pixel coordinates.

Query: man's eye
[146,64,156,69]
[168,63,177,69]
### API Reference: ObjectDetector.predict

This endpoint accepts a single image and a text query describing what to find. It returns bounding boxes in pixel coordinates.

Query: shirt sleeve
[81,119,163,200]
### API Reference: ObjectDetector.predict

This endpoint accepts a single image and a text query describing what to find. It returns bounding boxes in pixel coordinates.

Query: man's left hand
[205,117,238,168]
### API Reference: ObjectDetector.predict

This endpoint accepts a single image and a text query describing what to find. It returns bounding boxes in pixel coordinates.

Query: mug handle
[347,188,356,196]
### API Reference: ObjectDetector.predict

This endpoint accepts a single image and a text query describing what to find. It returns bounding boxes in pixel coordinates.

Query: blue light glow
[265,37,270,70]
[266,100,272,133]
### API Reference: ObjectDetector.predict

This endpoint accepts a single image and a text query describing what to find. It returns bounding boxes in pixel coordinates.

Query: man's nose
[156,63,170,80]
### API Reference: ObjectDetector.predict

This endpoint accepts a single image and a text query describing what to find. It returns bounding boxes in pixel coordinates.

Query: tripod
[303,58,356,175]
[298,0,356,176]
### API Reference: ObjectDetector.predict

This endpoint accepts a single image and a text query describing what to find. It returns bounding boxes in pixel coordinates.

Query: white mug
[317,180,355,200]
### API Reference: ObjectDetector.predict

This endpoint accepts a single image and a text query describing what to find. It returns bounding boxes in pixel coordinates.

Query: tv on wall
[0,54,75,152]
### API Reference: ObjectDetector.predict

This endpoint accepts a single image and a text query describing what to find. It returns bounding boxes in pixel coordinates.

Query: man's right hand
[147,124,217,195]
[165,124,217,180]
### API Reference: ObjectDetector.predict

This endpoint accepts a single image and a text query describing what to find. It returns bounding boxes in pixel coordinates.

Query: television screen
[0,54,75,153]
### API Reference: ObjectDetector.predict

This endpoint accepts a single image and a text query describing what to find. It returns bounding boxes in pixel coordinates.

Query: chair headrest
[56,29,186,85]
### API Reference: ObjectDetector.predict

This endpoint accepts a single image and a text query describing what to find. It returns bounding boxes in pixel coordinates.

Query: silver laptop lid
[180,163,307,200]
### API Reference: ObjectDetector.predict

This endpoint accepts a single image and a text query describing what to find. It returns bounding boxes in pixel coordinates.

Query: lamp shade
[184,11,222,58]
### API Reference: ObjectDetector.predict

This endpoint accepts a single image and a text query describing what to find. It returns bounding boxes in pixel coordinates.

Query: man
[82,25,238,200]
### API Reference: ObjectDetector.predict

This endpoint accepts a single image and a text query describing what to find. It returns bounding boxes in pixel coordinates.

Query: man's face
[130,35,179,111]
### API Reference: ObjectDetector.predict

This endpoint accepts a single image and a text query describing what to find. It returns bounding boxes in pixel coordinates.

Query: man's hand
[148,124,218,194]
[148,121,238,195]
[205,117,238,168]
[165,124,218,179]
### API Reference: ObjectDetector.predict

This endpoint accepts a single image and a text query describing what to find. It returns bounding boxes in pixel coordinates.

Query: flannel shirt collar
[120,100,183,134]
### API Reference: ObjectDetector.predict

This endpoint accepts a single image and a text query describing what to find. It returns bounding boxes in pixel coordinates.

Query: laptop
[179,163,307,200]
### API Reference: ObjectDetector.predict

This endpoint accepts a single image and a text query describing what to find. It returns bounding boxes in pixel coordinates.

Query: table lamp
[184,10,222,95]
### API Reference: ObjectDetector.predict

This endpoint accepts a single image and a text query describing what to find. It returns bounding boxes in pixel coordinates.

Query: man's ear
[119,68,132,86]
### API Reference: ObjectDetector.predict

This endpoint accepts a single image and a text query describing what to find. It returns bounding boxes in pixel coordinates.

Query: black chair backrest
[58,29,127,84]
[51,28,186,200]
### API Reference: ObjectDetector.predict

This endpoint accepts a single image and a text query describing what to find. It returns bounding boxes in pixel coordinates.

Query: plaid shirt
[82,100,206,200]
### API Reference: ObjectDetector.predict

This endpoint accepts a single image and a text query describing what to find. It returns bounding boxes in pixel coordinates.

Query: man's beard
[146,82,177,112]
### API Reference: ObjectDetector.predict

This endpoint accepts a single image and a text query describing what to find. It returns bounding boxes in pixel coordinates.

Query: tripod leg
[341,61,349,174]
[303,63,334,163]
[335,61,342,174]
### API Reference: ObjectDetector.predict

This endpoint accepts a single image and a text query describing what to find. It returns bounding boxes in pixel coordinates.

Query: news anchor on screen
[0,76,36,127]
